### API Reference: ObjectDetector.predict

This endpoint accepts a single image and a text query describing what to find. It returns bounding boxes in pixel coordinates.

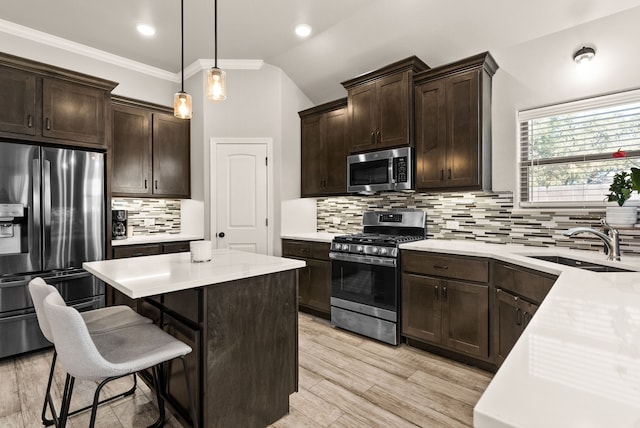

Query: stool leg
[58,374,75,428]
[41,350,57,427]
[147,366,166,428]
[181,356,199,428]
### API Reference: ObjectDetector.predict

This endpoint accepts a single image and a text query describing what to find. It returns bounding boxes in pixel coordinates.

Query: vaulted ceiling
[2,0,640,103]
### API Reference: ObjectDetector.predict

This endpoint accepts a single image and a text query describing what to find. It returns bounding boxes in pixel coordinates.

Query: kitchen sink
[525,255,635,273]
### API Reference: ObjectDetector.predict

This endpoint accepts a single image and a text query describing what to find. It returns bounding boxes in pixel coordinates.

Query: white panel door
[215,143,268,253]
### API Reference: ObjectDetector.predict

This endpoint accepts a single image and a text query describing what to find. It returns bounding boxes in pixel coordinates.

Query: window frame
[517,88,640,209]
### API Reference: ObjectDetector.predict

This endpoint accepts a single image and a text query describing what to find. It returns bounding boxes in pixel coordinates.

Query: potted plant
[606,166,638,227]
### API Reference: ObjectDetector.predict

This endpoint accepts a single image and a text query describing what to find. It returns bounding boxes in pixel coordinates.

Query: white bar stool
[28,277,152,426]
[43,289,198,428]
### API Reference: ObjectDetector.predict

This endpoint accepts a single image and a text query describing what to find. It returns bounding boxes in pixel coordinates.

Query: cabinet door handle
[144,179,148,189]
[433,264,448,270]
[155,180,158,190]
[370,132,375,144]
[45,117,51,130]
[376,130,381,143]
[440,169,444,180]
[442,285,447,300]
[434,285,439,300]
[516,307,522,326]
[448,168,452,180]
[27,115,33,128]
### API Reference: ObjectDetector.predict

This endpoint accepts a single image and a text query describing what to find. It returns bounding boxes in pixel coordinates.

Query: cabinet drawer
[310,242,330,260]
[112,244,160,258]
[493,262,557,304]
[282,240,312,259]
[161,241,191,254]
[402,250,489,283]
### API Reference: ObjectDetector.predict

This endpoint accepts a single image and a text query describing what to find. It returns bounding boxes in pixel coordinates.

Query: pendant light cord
[181,0,185,92]
[214,0,218,68]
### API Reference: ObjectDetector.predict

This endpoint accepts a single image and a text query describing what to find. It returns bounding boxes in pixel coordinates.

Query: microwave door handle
[388,158,395,184]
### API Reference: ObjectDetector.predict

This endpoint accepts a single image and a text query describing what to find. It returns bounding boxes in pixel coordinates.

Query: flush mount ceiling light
[135,22,156,37]
[206,0,227,101]
[294,24,312,38]
[573,46,596,64]
[173,0,192,119]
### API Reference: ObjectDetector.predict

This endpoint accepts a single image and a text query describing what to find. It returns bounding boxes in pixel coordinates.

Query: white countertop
[83,249,306,299]
[280,232,341,243]
[399,239,640,428]
[111,233,204,246]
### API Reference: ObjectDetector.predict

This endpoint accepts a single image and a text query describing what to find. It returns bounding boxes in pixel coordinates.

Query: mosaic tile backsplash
[317,191,640,255]
[111,198,181,235]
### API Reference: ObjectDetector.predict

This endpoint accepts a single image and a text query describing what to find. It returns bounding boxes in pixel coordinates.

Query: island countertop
[83,249,306,298]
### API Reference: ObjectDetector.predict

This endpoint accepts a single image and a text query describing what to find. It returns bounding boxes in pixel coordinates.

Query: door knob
[218,232,225,238]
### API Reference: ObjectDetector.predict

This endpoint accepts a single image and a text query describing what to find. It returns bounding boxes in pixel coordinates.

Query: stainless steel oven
[330,252,398,344]
[329,209,426,345]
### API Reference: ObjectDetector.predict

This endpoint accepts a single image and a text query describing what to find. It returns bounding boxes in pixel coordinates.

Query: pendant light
[173,0,192,119]
[206,0,227,101]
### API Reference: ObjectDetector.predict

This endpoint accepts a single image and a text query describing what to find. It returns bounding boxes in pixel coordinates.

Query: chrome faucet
[562,226,621,261]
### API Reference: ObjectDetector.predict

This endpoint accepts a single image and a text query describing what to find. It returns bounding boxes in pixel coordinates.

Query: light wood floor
[0,314,492,427]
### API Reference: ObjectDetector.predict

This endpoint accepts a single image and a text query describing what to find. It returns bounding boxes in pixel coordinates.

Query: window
[519,89,640,208]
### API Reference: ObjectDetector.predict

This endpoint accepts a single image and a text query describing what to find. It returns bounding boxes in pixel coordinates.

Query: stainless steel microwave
[347,147,413,194]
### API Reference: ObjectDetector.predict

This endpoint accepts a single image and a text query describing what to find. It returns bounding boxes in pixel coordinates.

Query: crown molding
[0,19,177,81]
[0,19,265,83]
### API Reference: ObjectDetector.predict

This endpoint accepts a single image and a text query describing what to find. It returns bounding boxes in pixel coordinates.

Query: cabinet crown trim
[298,98,347,118]
[111,95,174,114]
[341,56,429,89]
[414,51,498,85]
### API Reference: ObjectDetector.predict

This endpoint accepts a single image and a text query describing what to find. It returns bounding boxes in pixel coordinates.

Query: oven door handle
[329,252,397,268]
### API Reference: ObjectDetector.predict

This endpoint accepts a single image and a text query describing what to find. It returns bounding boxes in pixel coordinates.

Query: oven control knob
[372,247,379,254]
[334,244,341,250]
[379,248,387,255]
[357,245,364,252]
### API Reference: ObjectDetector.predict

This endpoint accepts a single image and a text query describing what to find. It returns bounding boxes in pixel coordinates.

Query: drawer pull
[433,264,448,270]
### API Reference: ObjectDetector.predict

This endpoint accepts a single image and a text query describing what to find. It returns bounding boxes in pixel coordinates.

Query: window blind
[518,90,640,207]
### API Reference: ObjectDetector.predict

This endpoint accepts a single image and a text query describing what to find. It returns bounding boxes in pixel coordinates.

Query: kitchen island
[84,249,306,428]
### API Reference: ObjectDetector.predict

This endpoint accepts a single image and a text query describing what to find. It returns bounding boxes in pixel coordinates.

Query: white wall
[195,65,312,254]
[490,7,640,193]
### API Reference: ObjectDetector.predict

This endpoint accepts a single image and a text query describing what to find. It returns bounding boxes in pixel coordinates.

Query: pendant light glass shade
[174,91,192,119]
[206,67,227,101]
[173,0,192,119]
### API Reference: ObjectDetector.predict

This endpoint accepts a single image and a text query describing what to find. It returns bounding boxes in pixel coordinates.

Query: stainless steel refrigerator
[0,141,105,358]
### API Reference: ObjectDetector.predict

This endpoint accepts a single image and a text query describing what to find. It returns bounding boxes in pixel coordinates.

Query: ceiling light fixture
[206,0,227,101]
[294,24,312,38]
[135,23,156,37]
[174,0,192,119]
[573,46,596,64]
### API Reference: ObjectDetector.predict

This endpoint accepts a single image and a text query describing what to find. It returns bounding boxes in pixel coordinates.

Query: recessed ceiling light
[136,23,156,37]
[573,46,595,64]
[294,24,312,38]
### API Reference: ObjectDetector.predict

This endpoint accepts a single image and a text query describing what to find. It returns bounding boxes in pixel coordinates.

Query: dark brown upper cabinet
[0,52,116,149]
[414,52,498,191]
[342,57,429,154]
[299,98,348,197]
[112,97,190,198]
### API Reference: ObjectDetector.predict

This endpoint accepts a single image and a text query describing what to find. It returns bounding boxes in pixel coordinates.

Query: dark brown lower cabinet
[111,240,192,259]
[402,273,489,359]
[493,288,538,366]
[491,261,556,367]
[282,239,331,318]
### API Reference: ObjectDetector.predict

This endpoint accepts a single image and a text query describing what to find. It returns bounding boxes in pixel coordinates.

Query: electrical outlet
[144,218,155,226]
[446,220,459,229]
[332,217,341,225]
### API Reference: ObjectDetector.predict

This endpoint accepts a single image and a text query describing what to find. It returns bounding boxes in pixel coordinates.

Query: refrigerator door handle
[42,159,52,260]
[32,158,42,268]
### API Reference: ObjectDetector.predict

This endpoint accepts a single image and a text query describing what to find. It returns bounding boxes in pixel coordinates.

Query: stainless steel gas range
[329,209,426,345]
